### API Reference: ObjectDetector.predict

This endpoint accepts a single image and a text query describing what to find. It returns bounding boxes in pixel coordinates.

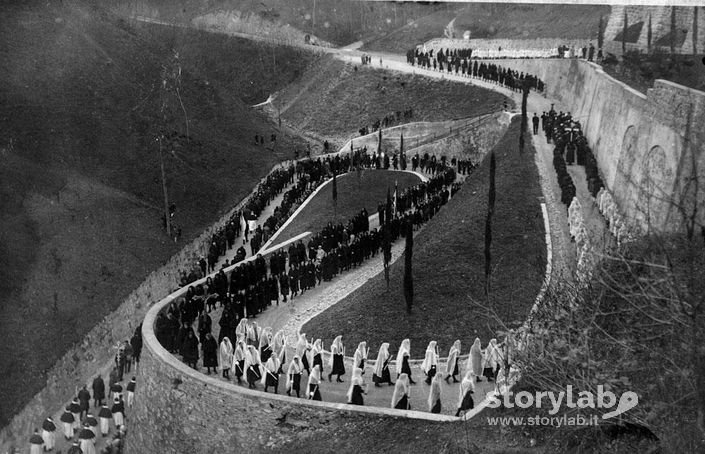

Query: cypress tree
[484,152,496,295]
[693,7,698,55]
[647,13,653,54]
[598,16,604,50]
[622,8,628,55]
[671,6,677,56]
[403,221,414,314]
[383,188,393,288]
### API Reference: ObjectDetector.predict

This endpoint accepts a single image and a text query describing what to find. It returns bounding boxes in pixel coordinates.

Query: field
[0,2,314,426]
[279,58,508,141]
[269,170,422,248]
[303,118,546,359]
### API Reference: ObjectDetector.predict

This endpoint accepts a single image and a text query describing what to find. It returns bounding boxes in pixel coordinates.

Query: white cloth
[219,338,234,370]
[42,430,55,450]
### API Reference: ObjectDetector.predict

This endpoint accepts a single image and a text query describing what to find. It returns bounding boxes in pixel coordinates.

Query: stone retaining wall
[482,58,705,235]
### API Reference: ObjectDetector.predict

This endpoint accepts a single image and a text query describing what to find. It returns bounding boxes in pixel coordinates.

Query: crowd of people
[167,309,516,417]
[539,106,604,210]
[357,108,415,136]
[409,42,600,61]
[405,48,545,93]
[157,159,461,361]
[27,326,142,454]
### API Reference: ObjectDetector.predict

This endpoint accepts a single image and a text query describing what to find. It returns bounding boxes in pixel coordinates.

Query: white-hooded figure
[311,338,323,375]
[219,337,234,379]
[428,373,443,414]
[353,341,368,373]
[372,342,394,386]
[307,364,322,401]
[233,340,247,383]
[272,330,287,373]
[286,355,303,397]
[259,327,273,364]
[395,338,414,384]
[445,340,461,383]
[329,335,346,382]
[295,332,311,375]
[469,338,483,380]
[483,338,501,381]
[391,373,411,410]
[347,367,365,405]
[246,320,260,347]
[456,370,476,417]
[421,340,439,384]
[244,345,262,389]
[59,406,74,440]
[261,354,281,393]
[235,318,248,340]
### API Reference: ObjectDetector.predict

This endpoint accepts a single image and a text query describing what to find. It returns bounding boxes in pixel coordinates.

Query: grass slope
[0,1,314,426]
[112,0,451,47]
[303,118,545,358]
[364,3,610,53]
[270,170,421,247]
[280,59,507,141]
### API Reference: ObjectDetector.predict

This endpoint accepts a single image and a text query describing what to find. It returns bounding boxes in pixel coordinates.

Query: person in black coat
[77,385,91,419]
[92,375,105,408]
[201,332,218,374]
[182,330,200,369]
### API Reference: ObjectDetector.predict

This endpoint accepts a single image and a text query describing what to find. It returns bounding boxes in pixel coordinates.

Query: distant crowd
[405,48,545,93]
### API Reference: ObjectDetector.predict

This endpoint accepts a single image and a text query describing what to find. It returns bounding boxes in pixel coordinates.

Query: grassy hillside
[364,3,611,53]
[111,0,451,47]
[278,57,508,142]
[0,1,315,426]
[270,170,421,248]
[303,118,546,358]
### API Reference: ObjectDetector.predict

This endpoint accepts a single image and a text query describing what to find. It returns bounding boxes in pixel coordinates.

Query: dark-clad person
[428,374,442,414]
[286,356,303,397]
[307,364,322,401]
[455,370,476,417]
[78,385,91,420]
[68,398,81,432]
[373,342,394,386]
[328,335,345,382]
[85,413,98,438]
[392,373,411,409]
[347,368,365,405]
[92,375,105,408]
[182,330,200,370]
[202,332,218,374]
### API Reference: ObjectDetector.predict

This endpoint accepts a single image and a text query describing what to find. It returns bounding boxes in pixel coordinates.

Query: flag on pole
[393,180,398,216]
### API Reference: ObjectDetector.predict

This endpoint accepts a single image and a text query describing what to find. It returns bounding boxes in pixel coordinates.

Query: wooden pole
[159,136,171,237]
